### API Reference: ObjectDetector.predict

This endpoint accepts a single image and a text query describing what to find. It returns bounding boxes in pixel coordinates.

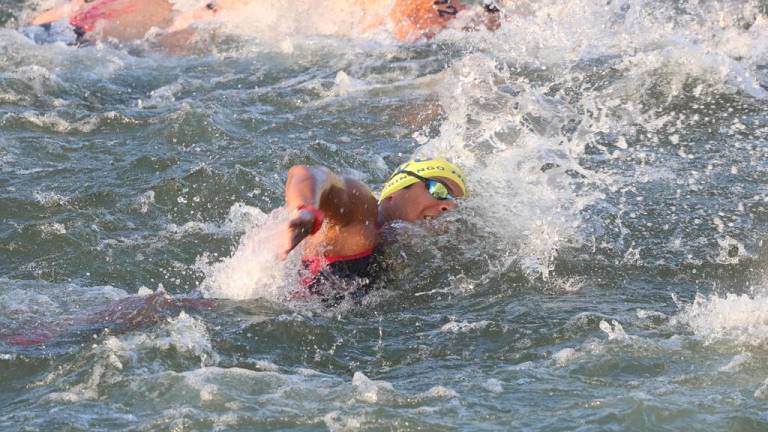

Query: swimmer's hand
[279,208,318,260]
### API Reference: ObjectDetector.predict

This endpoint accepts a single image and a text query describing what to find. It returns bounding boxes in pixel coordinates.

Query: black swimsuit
[301,249,381,306]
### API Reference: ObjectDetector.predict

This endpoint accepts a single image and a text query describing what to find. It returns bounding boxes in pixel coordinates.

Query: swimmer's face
[388,177,462,222]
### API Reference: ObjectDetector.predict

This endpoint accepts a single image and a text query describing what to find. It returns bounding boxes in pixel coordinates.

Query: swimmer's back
[70,0,174,41]
[389,0,465,41]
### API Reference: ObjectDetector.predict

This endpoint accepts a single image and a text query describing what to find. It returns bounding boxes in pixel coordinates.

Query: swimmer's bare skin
[28,0,217,47]
[71,0,175,42]
[30,0,86,25]
[390,0,467,41]
[281,165,463,260]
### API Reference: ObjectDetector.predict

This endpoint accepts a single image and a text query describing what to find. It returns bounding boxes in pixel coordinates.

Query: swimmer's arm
[30,0,85,25]
[282,165,376,257]
[285,165,359,225]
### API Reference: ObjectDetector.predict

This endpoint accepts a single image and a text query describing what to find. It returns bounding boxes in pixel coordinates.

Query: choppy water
[2,0,768,430]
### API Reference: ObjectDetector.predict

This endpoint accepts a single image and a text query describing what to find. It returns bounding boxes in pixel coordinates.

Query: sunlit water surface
[2,0,768,430]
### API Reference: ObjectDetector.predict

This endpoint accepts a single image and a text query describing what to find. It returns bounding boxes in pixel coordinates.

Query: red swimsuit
[69,0,138,33]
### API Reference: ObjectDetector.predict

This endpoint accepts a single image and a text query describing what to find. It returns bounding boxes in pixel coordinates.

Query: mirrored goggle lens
[426,180,453,200]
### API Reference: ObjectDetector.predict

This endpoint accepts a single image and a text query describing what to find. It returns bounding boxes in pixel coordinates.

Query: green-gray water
[2,0,768,430]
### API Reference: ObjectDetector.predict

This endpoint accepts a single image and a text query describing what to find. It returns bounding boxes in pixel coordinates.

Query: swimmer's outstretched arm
[30,0,85,25]
[281,165,377,258]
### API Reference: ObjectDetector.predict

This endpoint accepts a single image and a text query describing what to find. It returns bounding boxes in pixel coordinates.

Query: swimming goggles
[397,170,455,201]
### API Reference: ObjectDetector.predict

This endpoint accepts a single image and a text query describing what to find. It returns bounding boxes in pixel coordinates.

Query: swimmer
[0,159,466,347]
[368,0,502,41]
[282,158,467,302]
[0,292,215,347]
[25,0,501,47]
[24,0,224,47]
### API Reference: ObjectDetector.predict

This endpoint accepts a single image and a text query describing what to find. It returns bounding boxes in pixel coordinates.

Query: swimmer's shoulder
[339,176,379,214]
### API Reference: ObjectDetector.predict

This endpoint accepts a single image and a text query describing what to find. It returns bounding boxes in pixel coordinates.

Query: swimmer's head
[378,158,467,222]
[379,158,467,201]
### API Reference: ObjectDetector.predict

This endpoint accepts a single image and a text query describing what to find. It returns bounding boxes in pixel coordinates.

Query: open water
[2,0,768,430]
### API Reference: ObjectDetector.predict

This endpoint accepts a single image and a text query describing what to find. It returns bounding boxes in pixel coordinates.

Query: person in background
[24,0,501,47]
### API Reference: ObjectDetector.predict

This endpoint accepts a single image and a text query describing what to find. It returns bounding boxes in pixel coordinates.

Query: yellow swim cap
[379,158,467,201]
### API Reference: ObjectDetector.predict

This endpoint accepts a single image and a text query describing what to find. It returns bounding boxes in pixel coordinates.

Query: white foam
[197,207,293,300]
[38,222,66,237]
[714,236,748,264]
[719,352,752,373]
[636,309,667,320]
[482,378,503,393]
[136,191,155,214]
[2,110,135,134]
[414,53,603,280]
[351,371,394,404]
[674,289,768,347]
[324,411,363,431]
[755,378,768,400]
[248,359,280,372]
[160,312,218,365]
[33,190,69,207]
[440,320,492,333]
[420,385,458,399]
[9,65,64,94]
[95,310,218,368]
[45,362,107,402]
[552,347,580,367]
[599,320,630,342]
[332,71,368,97]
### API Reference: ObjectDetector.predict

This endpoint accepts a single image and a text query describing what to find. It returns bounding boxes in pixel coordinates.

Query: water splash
[674,287,768,347]
[197,207,294,300]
